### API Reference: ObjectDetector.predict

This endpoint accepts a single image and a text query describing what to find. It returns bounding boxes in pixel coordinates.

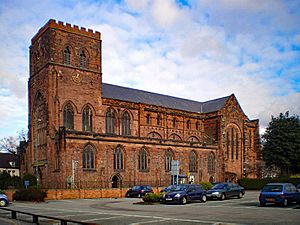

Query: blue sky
[0,0,300,139]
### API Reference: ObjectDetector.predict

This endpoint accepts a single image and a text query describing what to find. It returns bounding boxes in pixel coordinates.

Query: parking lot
[0,191,299,225]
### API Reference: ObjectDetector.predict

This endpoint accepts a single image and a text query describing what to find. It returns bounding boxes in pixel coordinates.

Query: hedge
[13,188,47,202]
[238,178,300,190]
[143,192,164,202]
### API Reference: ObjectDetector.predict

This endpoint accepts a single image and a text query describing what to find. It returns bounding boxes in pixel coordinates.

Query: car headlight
[212,192,219,195]
[174,193,181,198]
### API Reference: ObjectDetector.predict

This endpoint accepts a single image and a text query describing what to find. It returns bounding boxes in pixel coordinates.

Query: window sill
[83,168,96,172]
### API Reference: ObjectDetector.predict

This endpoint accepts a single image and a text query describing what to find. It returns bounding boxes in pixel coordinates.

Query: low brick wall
[4,187,162,201]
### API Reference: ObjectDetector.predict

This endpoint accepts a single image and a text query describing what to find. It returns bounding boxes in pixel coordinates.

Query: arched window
[172,118,177,128]
[225,126,240,160]
[146,114,151,125]
[80,50,87,68]
[105,108,115,134]
[82,106,92,132]
[165,150,173,171]
[138,147,148,171]
[187,120,191,129]
[63,47,71,65]
[83,145,94,169]
[157,114,161,126]
[208,152,215,174]
[189,151,197,172]
[122,111,131,136]
[114,146,124,170]
[63,103,74,130]
[196,121,200,130]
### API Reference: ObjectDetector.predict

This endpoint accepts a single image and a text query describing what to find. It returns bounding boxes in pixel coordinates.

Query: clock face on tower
[71,71,83,83]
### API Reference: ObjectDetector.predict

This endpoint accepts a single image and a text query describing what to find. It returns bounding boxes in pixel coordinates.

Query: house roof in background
[0,152,20,169]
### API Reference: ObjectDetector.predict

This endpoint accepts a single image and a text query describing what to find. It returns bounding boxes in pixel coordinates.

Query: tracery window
[105,108,115,134]
[82,106,92,132]
[138,147,148,171]
[165,150,173,171]
[63,46,71,65]
[114,146,124,170]
[83,145,94,169]
[80,50,87,68]
[225,125,240,160]
[122,111,131,136]
[208,152,215,174]
[63,103,74,130]
[189,151,197,172]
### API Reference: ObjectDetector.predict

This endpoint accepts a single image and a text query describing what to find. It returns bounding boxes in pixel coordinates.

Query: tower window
[63,103,74,130]
[157,114,161,126]
[165,150,173,172]
[187,120,191,129]
[63,47,71,65]
[208,152,215,174]
[80,50,87,68]
[146,114,151,125]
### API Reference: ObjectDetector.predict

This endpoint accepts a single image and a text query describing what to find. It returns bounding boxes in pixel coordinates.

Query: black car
[296,184,300,192]
[126,185,153,198]
[206,182,245,200]
[161,184,207,204]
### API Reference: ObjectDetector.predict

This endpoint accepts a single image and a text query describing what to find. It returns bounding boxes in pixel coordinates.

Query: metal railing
[0,207,97,225]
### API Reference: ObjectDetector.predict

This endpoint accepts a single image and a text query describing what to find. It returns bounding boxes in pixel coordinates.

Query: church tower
[28,19,102,185]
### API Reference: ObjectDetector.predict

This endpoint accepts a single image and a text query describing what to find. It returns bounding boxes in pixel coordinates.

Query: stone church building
[20,19,260,189]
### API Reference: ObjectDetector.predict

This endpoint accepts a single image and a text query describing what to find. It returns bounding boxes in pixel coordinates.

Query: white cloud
[0,0,299,139]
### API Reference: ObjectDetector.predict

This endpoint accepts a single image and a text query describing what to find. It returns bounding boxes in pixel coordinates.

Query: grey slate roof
[102,83,230,113]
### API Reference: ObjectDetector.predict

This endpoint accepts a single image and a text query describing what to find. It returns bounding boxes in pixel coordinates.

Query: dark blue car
[0,194,9,207]
[259,183,300,207]
[162,184,207,204]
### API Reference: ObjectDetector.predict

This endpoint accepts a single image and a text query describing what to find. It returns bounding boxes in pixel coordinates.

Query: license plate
[166,198,172,201]
[266,198,274,202]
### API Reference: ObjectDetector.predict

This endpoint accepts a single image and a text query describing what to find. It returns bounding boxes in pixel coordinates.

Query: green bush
[199,182,213,190]
[0,171,11,189]
[22,173,37,188]
[238,178,300,190]
[143,192,164,202]
[13,188,47,202]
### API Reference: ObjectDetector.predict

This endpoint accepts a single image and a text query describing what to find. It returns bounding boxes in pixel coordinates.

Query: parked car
[126,185,153,198]
[296,183,300,192]
[206,182,245,200]
[0,194,9,207]
[259,183,300,207]
[160,184,177,193]
[161,184,207,204]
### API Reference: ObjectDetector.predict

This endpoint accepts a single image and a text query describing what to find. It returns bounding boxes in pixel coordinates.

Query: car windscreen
[212,183,227,189]
[132,186,142,190]
[174,185,188,191]
[262,185,283,192]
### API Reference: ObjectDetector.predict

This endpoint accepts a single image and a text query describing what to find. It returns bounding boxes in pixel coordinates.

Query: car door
[226,184,235,197]
[187,185,196,201]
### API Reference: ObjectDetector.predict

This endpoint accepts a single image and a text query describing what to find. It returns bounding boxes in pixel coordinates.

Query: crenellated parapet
[32,19,101,44]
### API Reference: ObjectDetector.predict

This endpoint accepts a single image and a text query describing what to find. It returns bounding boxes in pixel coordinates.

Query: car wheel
[238,192,243,199]
[0,199,8,207]
[281,198,288,207]
[259,201,266,207]
[201,195,207,203]
[181,197,187,205]
[220,193,226,200]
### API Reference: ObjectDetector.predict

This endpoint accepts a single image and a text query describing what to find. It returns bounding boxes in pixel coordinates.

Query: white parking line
[130,219,167,224]
[83,216,123,222]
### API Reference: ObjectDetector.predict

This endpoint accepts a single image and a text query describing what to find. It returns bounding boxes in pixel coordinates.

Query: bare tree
[0,136,18,154]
